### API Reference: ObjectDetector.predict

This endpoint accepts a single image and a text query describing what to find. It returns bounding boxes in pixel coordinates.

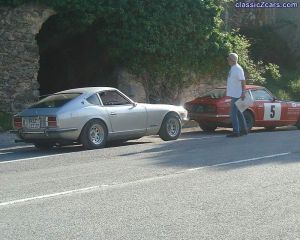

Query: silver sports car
[11,87,188,149]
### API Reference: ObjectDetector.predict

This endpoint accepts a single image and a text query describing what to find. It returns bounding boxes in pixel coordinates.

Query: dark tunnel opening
[36,15,118,96]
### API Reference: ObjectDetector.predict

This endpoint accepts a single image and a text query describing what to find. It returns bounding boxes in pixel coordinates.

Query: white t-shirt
[226,64,245,98]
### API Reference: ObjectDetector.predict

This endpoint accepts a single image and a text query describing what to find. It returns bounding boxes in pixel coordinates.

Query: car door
[250,88,287,125]
[284,101,300,124]
[99,90,147,134]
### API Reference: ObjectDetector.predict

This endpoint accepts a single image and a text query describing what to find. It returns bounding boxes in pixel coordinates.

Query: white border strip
[0,152,291,207]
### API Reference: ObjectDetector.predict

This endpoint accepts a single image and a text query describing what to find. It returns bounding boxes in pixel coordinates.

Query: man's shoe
[226,132,240,138]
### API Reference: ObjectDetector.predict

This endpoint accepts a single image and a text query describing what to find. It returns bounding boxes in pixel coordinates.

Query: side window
[99,91,131,106]
[251,89,273,101]
[86,94,101,105]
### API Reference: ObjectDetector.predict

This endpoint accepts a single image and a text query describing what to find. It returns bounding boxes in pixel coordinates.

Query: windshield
[199,88,226,99]
[30,93,81,108]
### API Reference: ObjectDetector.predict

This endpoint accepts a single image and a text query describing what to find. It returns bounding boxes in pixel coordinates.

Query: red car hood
[186,96,230,105]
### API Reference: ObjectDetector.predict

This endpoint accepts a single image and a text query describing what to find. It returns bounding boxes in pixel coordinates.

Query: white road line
[0,153,70,164]
[0,186,102,207]
[0,152,291,208]
[0,145,33,151]
[184,152,291,172]
[0,152,13,155]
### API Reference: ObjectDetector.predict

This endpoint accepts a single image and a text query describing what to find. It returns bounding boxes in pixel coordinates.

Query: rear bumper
[10,128,78,142]
[188,113,230,118]
[188,113,230,124]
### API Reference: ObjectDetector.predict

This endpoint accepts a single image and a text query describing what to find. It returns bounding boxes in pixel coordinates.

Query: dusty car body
[184,85,300,132]
[12,87,188,149]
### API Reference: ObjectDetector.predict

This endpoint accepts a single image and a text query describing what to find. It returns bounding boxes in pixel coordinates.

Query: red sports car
[184,85,300,132]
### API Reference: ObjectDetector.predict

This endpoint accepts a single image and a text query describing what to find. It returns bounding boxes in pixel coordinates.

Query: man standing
[226,53,248,137]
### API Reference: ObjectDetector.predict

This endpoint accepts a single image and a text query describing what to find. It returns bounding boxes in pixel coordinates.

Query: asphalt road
[0,127,300,240]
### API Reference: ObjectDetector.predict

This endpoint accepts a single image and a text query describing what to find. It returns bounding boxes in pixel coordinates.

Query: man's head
[227,53,238,66]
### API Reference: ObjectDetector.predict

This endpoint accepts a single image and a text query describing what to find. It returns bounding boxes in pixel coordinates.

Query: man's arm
[241,80,246,100]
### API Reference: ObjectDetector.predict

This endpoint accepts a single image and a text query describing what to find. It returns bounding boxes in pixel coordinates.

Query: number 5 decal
[270,105,276,118]
[264,103,281,120]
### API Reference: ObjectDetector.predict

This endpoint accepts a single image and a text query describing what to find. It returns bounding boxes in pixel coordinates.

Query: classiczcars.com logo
[235,0,298,8]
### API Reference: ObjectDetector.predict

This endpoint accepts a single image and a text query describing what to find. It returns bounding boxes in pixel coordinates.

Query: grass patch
[0,111,13,132]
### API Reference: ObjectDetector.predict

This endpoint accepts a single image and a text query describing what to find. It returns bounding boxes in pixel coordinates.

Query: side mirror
[132,102,137,107]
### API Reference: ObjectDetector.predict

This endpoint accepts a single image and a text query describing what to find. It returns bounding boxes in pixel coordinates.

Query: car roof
[216,85,263,90]
[57,87,117,94]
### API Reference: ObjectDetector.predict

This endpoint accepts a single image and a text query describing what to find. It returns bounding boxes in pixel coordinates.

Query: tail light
[13,117,22,129]
[47,116,57,127]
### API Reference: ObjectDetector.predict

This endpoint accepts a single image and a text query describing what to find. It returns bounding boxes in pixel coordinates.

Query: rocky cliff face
[0,4,54,113]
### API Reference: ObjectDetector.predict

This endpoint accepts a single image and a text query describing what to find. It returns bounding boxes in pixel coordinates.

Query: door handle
[110,112,117,116]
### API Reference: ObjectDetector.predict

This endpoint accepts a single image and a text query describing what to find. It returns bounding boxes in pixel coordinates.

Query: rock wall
[117,70,147,103]
[225,1,300,58]
[117,69,225,105]
[180,79,226,105]
[224,2,276,30]
[275,6,300,59]
[0,4,55,113]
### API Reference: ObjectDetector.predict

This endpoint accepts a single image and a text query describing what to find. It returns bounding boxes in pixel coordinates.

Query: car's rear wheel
[243,111,254,131]
[159,113,181,141]
[34,142,54,150]
[80,119,108,150]
[199,122,217,132]
[265,126,276,131]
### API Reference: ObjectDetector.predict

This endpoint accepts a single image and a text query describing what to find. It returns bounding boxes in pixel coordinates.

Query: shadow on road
[120,127,300,171]
[0,141,152,163]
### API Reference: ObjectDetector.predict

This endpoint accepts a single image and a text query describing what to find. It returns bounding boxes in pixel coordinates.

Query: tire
[80,119,108,150]
[34,142,54,150]
[159,113,182,141]
[296,119,300,130]
[243,110,254,131]
[199,122,217,132]
[264,126,276,131]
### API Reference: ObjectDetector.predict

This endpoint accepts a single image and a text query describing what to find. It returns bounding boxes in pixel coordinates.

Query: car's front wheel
[80,119,108,150]
[159,113,182,141]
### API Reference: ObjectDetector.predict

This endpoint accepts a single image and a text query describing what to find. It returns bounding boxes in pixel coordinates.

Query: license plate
[24,117,41,129]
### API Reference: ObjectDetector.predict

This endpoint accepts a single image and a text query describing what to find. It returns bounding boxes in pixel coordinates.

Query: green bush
[288,75,300,101]
[0,111,12,131]
[262,67,300,101]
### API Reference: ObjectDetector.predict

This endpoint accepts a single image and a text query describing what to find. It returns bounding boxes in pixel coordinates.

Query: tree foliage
[1,0,263,101]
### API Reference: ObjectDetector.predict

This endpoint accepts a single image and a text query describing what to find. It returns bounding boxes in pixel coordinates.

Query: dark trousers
[230,97,247,133]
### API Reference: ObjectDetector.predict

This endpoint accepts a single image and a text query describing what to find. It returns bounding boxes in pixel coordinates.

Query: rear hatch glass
[199,88,226,99]
[30,93,81,109]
